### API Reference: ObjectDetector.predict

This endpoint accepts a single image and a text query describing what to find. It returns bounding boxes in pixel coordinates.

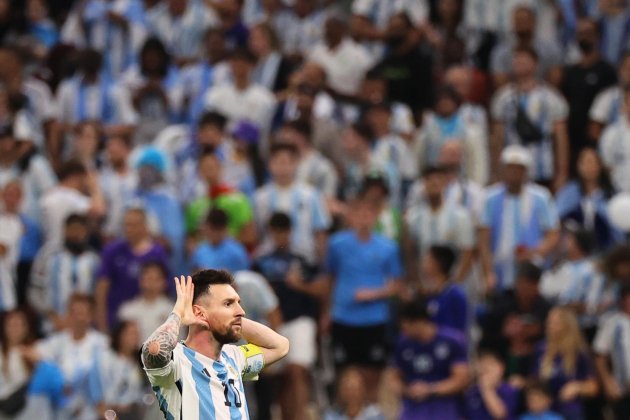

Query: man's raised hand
[173,275,207,328]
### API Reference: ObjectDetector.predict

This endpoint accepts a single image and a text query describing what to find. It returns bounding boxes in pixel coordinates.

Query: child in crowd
[520,382,563,420]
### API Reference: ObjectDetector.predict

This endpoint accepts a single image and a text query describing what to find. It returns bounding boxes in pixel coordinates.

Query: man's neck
[186,329,222,360]
[516,77,536,92]
[356,229,371,242]
[129,237,151,253]
[506,184,523,195]
[111,162,128,174]
[72,329,88,341]
[428,196,443,211]
[274,179,293,189]
[234,78,250,91]
[580,52,600,67]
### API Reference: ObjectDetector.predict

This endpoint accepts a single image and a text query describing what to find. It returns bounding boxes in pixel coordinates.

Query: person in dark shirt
[561,17,617,171]
[480,261,551,382]
[253,212,325,420]
[371,12,434,115]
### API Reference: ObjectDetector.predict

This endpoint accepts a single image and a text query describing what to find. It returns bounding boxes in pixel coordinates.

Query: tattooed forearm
[141,312,181,369]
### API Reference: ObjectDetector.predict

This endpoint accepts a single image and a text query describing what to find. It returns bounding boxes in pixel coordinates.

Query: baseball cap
[135,147,167,174]
[231,120,260,145]
[500,145,532,168]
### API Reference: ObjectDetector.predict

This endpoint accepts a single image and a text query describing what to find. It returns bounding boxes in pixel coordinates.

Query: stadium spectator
[117,262,173,342]
[391,297,469,420]
[29,214,100,332]
[360,173,402,242]
[35,294,109,419]
[490,46,569,189]
[324,367,385,420]
[520,382,564,420]
[404,166,475,284]
[531,307,598,419]
[253,212,323,420]
[95,207,170,331]
[479,146,560,291]
[248,22,293,93]
[326,198,402,402]
[39,159,105,250]
[599,86,630,192]
[189,208,250,272]
[0,180,24,312]
[588,52,630,139]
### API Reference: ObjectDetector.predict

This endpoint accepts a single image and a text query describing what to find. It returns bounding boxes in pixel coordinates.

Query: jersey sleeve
[144,347,182,388]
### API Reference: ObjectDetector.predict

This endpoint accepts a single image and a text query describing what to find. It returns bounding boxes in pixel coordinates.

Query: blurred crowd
[2,0,630,419]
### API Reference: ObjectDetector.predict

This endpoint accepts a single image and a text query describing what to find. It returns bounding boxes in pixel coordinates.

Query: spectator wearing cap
[146,0,219,66]
[254,143,330,264]
[95,207,170,331]
[403,166,475,284]
[490,46,569,190]
[594,286,630,420]
[365,101,416,208]
[39,159,105,250]
[189,208,249,272]
[248,21,294,93]
[0,123,57,222]
[599,84,630,193]
[588,52,630,140]
[276,120,338,199]
[325,197,402,403]
[555,146,619,250]
[55,49,138,139]
[203,48,276,146]
[390,297,469,420]
[360,172,401,242]
[540,227,608,339]
[416,86,489,185]
[133,146,185,273]
[121,36,185,145]
[479,261,551,382]
[308,15,374,97]
[479,145,560,292]
[180,28,232,123]
[489,5,563,89]
[185,149,255,245]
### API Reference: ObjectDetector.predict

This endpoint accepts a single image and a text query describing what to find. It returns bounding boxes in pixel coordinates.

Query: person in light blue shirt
[190,208,249,273]
[520,382,563,420]
[479,145,560,292]
[327,198,402,402]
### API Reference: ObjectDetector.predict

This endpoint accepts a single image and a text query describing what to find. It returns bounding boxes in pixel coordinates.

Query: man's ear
[192,304,207,321]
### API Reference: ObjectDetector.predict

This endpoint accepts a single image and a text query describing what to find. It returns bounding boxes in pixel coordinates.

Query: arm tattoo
[141,312,181,369]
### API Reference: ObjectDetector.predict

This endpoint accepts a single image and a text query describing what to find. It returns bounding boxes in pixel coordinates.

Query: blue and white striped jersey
[594,311,630,393]
[145,343,265,420]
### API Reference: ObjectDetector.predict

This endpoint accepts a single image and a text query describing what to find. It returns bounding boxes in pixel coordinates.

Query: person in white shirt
[29,214,100,333]
[273,0,328,59]
[276,120,339,199]
[146,0,219,65]
[599,86,630,193]
[0,182,23,312]
[118,262,175,342]
[35,294,110,420]
[309,15,374,97]
[141,271,290,420]
[254,143,331,264]
[39,159,106,250]
[204,49,276,145]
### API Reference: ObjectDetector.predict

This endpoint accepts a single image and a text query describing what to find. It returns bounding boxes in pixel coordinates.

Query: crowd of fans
[2,0,630,419]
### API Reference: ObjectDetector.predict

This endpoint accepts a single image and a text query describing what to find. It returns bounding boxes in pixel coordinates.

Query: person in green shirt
[185,149,255,246]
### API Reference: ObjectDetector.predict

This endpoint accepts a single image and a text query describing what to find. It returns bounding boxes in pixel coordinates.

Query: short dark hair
[525,380,552,398]
[281,120,312,141]
[568,226,596,256]
[191,269,235,303]
[268,212,292,230]
[65,213,88,227]
[269,142,299,158]
[513,45,539,62]
[111,321,138,353]
[198,111,228,131]
[58,159,87,181]
[428,245,456,276]
[141,261,168,279]
[516,261,543,284]
[68,293,95,310]
[399,298,431,322]
[360,172,389,196]
[229,47,256,63]
[206,208,229,228]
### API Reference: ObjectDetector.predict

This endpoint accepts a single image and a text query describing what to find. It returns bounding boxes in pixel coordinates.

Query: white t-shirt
[599,114,630,192]
[0,213,23,311]
[309,38,374,96]
[39,186,91,249]
[204,84,276,133]
[118,296,175,342]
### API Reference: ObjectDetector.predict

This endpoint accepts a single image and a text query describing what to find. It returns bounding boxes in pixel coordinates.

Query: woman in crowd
[531,307,598,420]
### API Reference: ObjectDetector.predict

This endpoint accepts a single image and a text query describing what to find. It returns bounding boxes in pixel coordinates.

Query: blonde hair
[540,307,586,379]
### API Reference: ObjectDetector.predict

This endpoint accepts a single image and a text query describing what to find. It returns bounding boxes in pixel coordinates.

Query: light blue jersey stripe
[153,386,176,420]
[183,346,216,419]
[222,352,247,420]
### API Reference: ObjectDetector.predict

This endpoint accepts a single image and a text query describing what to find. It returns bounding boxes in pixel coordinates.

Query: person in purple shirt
[420,245,469,336]
[531,307,598,420]
[391,298,469,420]
[95,207,170,331]
[466,350,519,420]
[189,208,250,272]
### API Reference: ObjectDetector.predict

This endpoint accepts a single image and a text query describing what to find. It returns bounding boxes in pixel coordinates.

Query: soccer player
[141,270,289,419]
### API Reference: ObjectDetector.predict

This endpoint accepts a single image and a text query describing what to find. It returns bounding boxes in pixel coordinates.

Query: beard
[211,325,242,345]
